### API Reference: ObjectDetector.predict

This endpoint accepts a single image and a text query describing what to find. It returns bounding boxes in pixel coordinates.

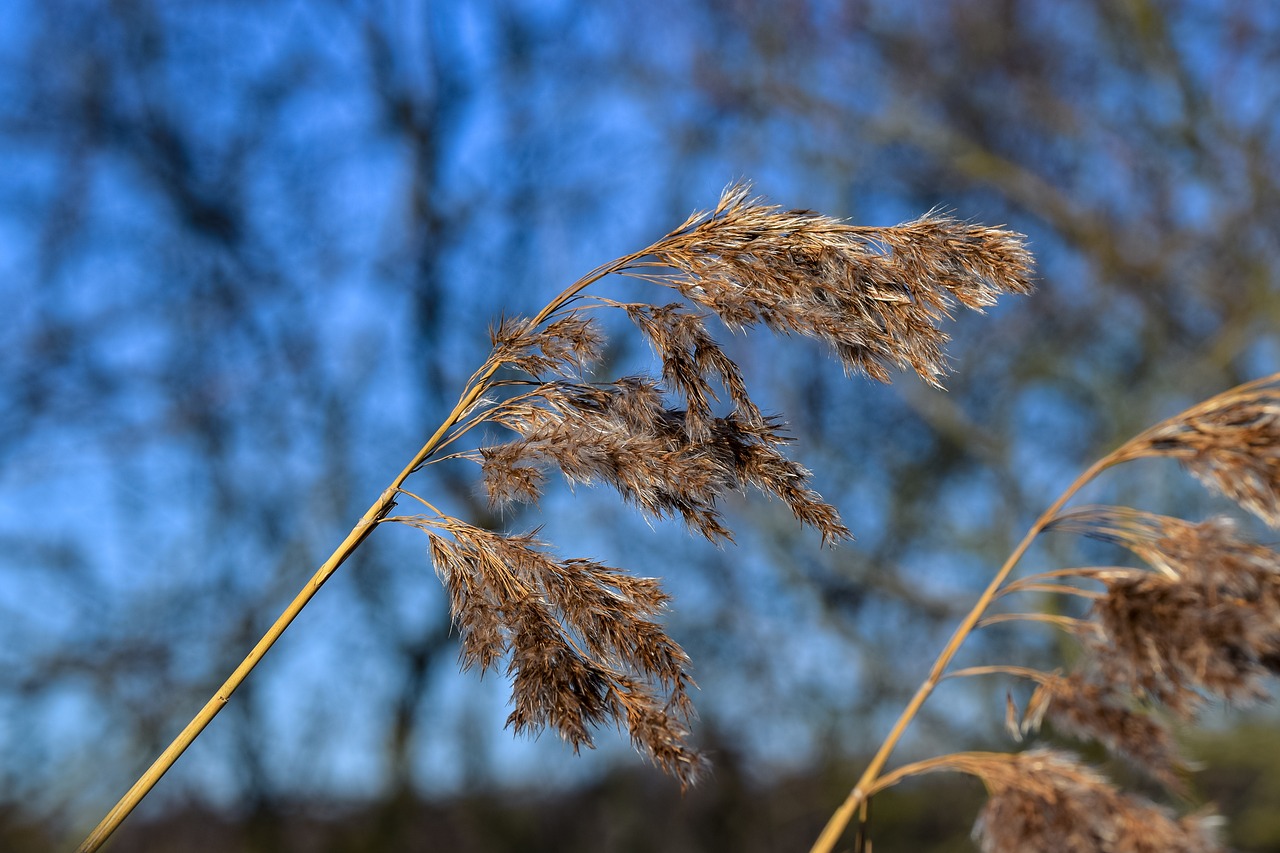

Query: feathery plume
[966,750,1221,853]
[645,184,1034,387]
[1052,507,1280,713]
[411,184,1025,787]
[1021,670,1189,792]
[477,379,849,545]
[1124,378,1280,527]
[418,519,706,786]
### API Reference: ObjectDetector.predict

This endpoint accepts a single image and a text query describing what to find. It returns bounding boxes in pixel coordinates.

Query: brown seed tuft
[1053,507,1280,715]
[477,379,850,545]
[1128,380,1280,527]
[489,311,605,379]
[624,302,762,438]
[418,521,705,787]
[646,183,1034,387]
[968,749,1221,853]
[1022,671,1189,793]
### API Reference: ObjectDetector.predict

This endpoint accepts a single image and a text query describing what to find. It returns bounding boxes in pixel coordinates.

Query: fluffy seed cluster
[488,313,605,380]
[954,383,1280,851]
[1132,380,1280,526]
[479,378,847,544]
[415,519,706,786]
[647,184,1035,387]
[623,301,761,438]
[396,184,1033,785]
[966,750,1221,853]
[1055,507,1280,716]
[987,503,1280,814]
[1019,670,1188,793]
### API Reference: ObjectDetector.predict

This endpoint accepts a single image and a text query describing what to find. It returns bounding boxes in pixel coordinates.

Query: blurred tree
[2,0,1279,850]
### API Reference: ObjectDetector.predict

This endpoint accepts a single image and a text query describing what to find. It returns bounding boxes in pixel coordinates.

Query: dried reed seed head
[1134,385,1280,527]
[625,302,763,437]
[1095,569,1276,713]
[478,378,850,545]
[969,749,1222,853]
[439,185,1030,787]
[1022,671,1189,793]
[424,523,704,787]
[489,312,605,378]
[477,448,547,505]
[650,183,1033,388]
[612,674,709,784]
[1053,507,1280,710]
[1052,506,1280,582]
[428,533,506,672]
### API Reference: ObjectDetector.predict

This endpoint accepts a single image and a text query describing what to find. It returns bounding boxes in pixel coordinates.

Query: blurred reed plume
[77,183,1034,851]
[812,375,1280,853]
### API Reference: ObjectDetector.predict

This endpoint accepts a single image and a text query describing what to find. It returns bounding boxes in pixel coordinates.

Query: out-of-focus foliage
[2,0,1279,849]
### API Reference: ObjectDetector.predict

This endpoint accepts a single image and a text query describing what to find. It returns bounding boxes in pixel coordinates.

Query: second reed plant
[810,373,1280,852]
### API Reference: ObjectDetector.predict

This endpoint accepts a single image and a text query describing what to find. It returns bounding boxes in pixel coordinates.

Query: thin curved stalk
[991,582,1104,600]
[75,251,643,853]
[812,373,1280,852]
[943,664,1053,684]
[993,566,1138,598]
[976,612,1093,631]
[76,398,462,852]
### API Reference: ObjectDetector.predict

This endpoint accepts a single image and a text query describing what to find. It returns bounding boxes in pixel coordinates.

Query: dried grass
[80,180,1280,853]
[1019,670,1189,793]
[966,749,1221,853]
[814,377,1280,852]
[397,183,1032,785]
[646,185,1034,387]
[73,181,1045,853]
[440,188,1280,850]
[1124,377,1280,526]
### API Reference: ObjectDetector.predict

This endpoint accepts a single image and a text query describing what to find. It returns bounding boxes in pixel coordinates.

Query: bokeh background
[4,1,1280,850]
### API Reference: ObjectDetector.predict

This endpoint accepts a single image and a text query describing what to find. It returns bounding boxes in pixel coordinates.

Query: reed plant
[76,182,1276,852]
[811,374,1280,853]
